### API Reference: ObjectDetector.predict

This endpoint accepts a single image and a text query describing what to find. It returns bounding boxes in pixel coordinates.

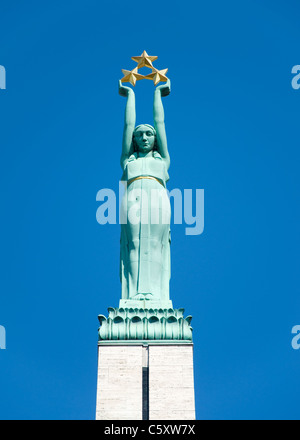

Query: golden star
[131,50,158,69]
[144,67,168,85]
[121,67,144,86]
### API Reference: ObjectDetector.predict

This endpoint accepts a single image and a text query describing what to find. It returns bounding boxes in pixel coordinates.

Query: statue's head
[132,124,157,154]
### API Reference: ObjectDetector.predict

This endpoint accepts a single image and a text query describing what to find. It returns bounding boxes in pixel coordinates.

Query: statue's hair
[132,124,158,152]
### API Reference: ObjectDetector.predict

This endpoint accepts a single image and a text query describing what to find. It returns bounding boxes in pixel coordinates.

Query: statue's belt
[127,176,165,187]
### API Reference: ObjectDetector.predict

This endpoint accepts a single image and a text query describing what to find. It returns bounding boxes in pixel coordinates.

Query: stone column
[96,342,196,420]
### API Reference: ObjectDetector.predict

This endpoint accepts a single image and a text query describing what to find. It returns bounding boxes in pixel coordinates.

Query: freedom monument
[96,51,196,420]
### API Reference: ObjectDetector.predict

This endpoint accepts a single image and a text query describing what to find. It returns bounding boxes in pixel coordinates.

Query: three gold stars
[121,51,168,86]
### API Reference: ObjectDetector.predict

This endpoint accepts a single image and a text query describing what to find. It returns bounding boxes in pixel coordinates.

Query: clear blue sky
[0,0,299,420]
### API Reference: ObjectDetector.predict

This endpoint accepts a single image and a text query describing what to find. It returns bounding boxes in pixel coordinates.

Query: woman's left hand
[155,79,171,97]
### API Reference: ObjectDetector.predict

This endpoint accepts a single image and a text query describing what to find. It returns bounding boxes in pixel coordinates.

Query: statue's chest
[126,157,165,181]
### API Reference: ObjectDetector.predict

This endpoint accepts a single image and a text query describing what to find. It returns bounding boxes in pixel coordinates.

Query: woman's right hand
[119,80,134,97]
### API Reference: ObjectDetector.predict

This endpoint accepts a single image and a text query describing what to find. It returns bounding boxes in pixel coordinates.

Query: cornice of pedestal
[98,340,194,346]
[98,306,193,342]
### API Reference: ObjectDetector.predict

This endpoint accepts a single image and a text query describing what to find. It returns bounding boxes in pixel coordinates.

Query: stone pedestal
[96,342,196,420]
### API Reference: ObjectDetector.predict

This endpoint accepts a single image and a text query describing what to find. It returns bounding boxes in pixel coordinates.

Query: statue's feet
[132,293,153,300]
[132,293,145,300]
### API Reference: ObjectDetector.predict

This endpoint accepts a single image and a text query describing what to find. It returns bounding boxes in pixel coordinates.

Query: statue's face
[133,125,155,153]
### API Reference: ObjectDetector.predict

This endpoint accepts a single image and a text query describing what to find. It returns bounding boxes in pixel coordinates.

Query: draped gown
[120,152,171,302]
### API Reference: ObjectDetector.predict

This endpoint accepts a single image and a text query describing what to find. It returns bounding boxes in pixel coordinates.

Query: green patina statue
[98,67,193,342]
[119,79,171,307]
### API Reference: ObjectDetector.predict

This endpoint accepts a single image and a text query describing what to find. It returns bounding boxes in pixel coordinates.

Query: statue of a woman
[119,79,171,304]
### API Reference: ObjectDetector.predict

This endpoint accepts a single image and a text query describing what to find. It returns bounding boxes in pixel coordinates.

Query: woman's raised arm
[153,79,171,170]
[119,80,136,170]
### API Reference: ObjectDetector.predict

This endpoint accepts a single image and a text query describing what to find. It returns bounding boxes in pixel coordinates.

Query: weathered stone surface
[149,344,196,420]
[96,345,143,420]
[96,343,196,420]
